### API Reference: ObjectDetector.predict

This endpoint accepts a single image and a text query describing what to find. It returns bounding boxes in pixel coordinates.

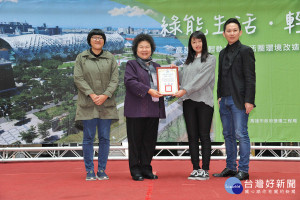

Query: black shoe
[142,172,158,179]
[132,174,144,181]
[234,171,249,180]
[213,168,237,177]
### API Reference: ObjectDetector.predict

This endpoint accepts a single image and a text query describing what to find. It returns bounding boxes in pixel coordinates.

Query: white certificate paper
[156,67,179,96]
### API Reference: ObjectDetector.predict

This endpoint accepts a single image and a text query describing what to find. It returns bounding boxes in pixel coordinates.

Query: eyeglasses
[91,36,103,41]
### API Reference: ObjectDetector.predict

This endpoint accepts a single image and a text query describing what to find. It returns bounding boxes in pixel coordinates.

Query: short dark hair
[132,33,156,58]
[223,18,241,32]
[87,29,106,46]
[185,31,209,65]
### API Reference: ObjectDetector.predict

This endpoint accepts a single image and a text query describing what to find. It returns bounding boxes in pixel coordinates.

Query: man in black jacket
[213,18,256,180]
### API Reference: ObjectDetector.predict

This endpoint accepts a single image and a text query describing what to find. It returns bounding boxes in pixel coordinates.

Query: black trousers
[183,99,214,170]
[126,117,159,176]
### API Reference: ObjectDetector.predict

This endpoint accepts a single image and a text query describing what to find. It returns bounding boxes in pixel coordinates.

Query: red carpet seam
[145,180,154,200]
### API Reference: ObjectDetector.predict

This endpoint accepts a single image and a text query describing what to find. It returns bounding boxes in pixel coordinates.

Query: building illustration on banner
[0,0,188,145]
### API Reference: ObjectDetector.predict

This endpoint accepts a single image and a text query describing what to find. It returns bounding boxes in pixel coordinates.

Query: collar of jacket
[225,40,241,52]
[222,40,242,69]
[81,49,111,59]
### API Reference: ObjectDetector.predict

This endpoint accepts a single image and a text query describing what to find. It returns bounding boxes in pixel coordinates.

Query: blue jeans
[82,118,111,172]
[219,96,250,173]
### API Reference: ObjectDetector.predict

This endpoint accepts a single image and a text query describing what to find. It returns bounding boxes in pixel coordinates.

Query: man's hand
[218,98,221,107]
[245,103,254,114]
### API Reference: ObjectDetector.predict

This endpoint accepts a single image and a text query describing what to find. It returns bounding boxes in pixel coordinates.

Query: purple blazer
[124,60,166,118]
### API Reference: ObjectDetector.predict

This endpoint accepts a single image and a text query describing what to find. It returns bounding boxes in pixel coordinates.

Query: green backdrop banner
[0,0,299,145]
[114,0,300,142]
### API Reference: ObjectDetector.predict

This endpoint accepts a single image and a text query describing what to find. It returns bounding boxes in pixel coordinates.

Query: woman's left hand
[94,95,108,105]
[148,89,163,98]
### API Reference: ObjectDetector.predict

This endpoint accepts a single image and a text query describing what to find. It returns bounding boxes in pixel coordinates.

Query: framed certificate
[156,66,179,96]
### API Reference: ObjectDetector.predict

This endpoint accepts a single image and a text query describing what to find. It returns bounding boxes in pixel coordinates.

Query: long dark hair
[184,31,209,65]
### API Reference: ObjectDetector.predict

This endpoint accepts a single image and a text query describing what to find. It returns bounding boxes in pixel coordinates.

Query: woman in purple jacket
[124,33,166,181]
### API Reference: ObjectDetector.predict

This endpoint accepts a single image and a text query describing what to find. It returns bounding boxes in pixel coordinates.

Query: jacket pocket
[78,94,94,108]
[103,97,116,107]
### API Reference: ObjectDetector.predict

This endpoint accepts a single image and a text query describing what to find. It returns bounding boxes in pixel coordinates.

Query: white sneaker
[188,170,199,180]
[197,169,209,180]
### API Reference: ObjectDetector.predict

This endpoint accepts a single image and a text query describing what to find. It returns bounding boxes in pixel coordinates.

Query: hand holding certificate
[156,66,179,96]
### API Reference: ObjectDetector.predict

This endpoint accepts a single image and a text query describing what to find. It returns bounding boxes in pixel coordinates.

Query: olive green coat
[74,50,119,121]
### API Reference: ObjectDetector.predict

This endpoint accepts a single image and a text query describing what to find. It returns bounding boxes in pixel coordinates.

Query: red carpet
[0,160,299,200]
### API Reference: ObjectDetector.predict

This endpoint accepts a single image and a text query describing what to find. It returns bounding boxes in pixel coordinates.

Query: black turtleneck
[90,48,103,57]
[220,40,240,97]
